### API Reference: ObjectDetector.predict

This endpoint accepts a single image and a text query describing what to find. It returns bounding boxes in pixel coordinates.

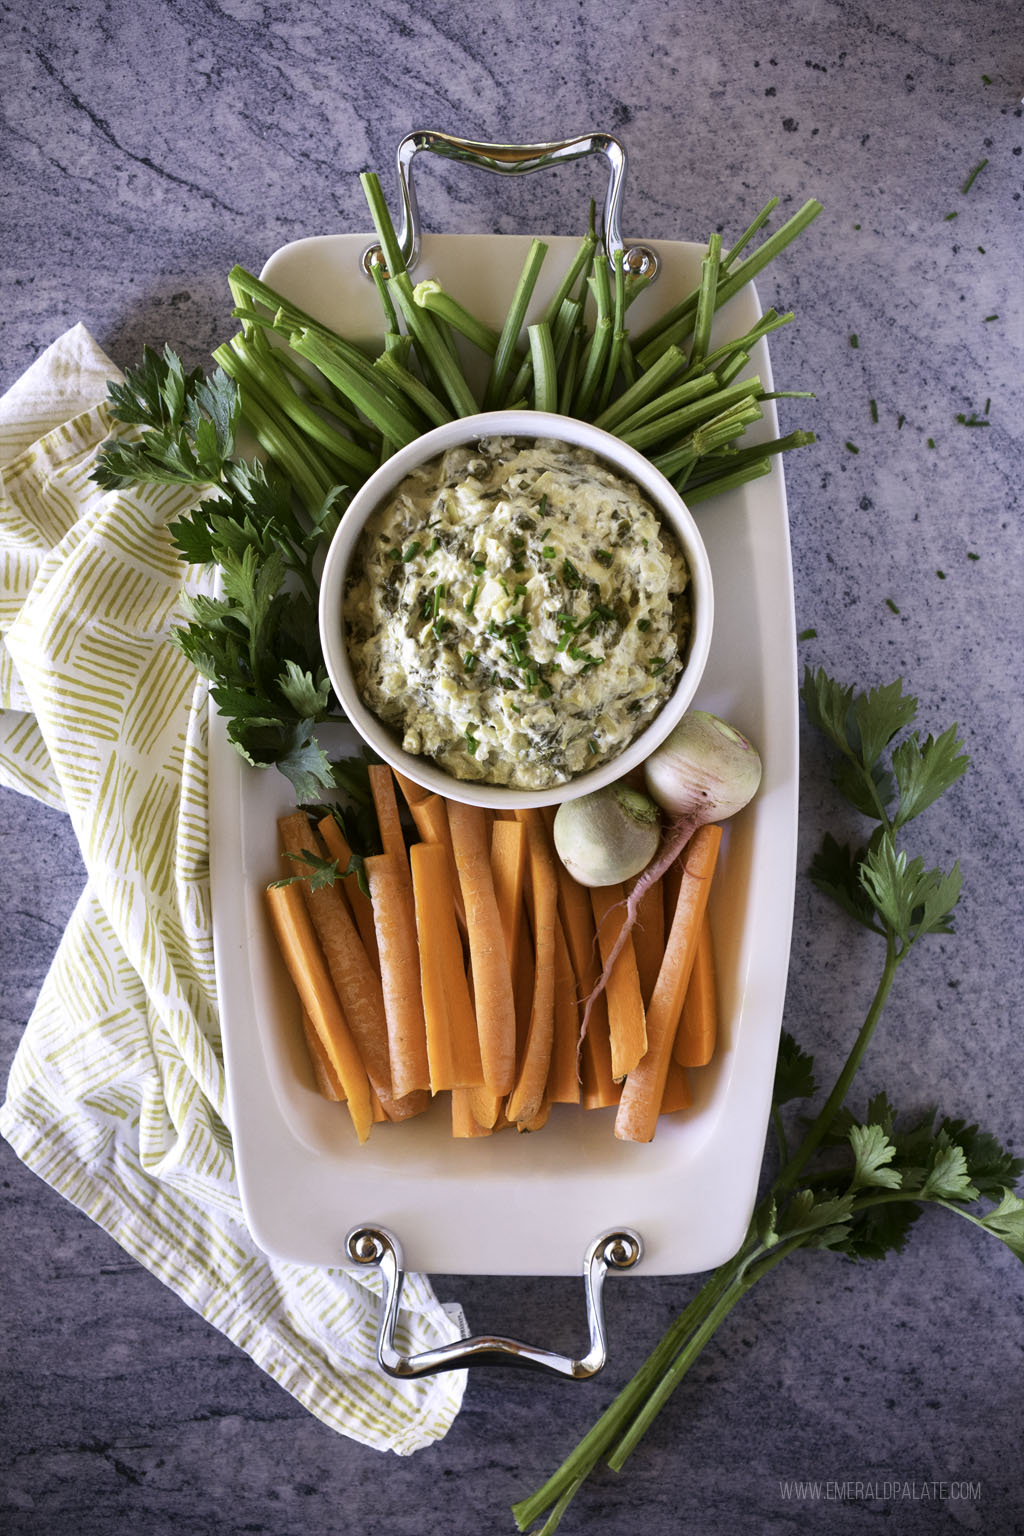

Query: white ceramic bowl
[318,410,714,809]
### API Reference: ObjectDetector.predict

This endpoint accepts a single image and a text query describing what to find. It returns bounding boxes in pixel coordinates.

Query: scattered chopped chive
[897,414,906,429]
[961,158,988,194]
[937,570,946,580]
[849,333,859,348]
[401,540,421,562]
[886,598,900,614]
[927,438,936,448]
[984,398,991,414]
[956,413,990,427]
[388,546,402,562]
[649,657,668,674]
[541,545,557,558]
[588,738,599,755]
[869,398,878,423]
[967,551,980,561]
[845,440,860,454]
[465,581,479,614]
[944,212,958,221]
[464,651,477,672]
[465,729,479,755]
[984,314,998,322]
[982,73,992,84]
[977,245,986,254]
[798,626,817,640]
[538,682,553,699]
[853,223,861,230]
[594,548,614,567]
[562,558,582,588]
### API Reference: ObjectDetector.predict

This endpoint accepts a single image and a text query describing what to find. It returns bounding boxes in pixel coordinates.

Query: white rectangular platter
[210,230,799,1276]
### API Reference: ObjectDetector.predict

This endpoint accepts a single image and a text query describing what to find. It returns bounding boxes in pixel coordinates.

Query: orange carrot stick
[408,792,466,933]
[316,813,379,970]
[364,851,431,1096]
[506,812,558,1125]
[590,883,647,1081]
[410,841,483,1091]
[264,881,374,1143]
[368,764,409,872]
[447,800,517,1098]
[393,768,431,806]
[490,818,527,979]
[615,824,722,1142]
[673,911,718,1067]
[660,1057,693,1115]
[547,917,581,1103]
[277,813,426,1120]
[300,1009,344,1100]
[553,860,619,1108]
[630,874,665,1009]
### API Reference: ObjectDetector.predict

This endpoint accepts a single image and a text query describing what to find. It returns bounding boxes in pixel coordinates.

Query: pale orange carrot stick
[410,841,483,1092]
[506,812,558,1125]
[547,916,581,1103]
[316,813,379,970]
[660,1057,693,1114]
[393,768,431,806]
[490,818,527,979]
[447,800,517,1098]
[368,763,409,872]
[451,1086,493,1138]
[629,874,665,1009]
[264,881,374,1143]
[408,792,466,933]
[553,859,619,1108]
[590,883,647,1082]
[277,813,426,1120]
[673,911,718,1067]
[300,1008,344,1100]
[615,823,722,1142]
[364,851,431,1096]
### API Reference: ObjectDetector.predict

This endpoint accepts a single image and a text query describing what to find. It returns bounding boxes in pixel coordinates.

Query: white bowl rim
[318,409,715,809]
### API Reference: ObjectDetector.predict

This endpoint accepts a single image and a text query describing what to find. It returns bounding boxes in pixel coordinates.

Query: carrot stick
[660,1057,693,1114]
[277,813,426,1120]
[364,851,431,1096]
[393,768,431,806]
[590,883,647,1081]
[410,841,483,1091]
[408,792,466,933]
[615,823,722,1143]
[316,814,379,970]
[451,1086,493,1138]
[673,911,718,1067]
[300,1008,344,1100]
[264,881,374,1143]
[368,763,409,872]
[547,917,581,1103]
[506,813,558,1124]
[629,874,665,1009]
[553,860,619,1108]
[447,800,517,1098]
[490,819,527,979]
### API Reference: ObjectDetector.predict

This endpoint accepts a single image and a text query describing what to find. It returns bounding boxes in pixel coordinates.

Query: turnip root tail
[579,812,702,1042]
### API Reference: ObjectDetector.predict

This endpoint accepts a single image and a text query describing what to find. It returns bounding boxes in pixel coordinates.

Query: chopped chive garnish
[886,598,900,614]
[849,333,859,348]
[937,570,946,580]
[587,738,599,755]
[978,245,986,254]
[944,211,958,221]
[982,73,992,84]
[649,657,668,674]
[594,548,613,567]
[798,627,817,640]
[869,398,878,423]
[928,438,936,448]
[897,414,906,429]
[961,158,988,194]
[956,413,990,426]
[538,683,553,699]
[967,551,980,561]
[465,581,479,613]
[984,314,998,322]
[464,651,477,672]
[401,540,421,562]
[541,545,557,558]
[562,558,582,588]
[845,441,859,454]
[984,398,991,414]
[465,729,479,756]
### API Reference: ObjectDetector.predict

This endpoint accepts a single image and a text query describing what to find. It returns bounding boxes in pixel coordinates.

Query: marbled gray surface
[2,1,1022,1532]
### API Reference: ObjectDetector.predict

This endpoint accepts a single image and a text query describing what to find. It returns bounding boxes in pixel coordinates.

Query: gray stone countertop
[2,2,1022,1533]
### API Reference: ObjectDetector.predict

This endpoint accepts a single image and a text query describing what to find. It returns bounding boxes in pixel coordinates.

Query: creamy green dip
[343,437,692,790]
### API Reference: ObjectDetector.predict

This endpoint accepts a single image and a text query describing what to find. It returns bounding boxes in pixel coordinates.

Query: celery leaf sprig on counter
[92,176,821,796]
[510,670,1023,1536]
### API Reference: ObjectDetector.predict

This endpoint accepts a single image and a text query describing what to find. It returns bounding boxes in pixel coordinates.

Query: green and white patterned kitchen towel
[0,325,467,1453]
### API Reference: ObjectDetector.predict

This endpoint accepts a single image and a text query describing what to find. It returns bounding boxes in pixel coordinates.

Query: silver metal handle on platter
[361,129,659,283]
[346,1225,643,1379]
